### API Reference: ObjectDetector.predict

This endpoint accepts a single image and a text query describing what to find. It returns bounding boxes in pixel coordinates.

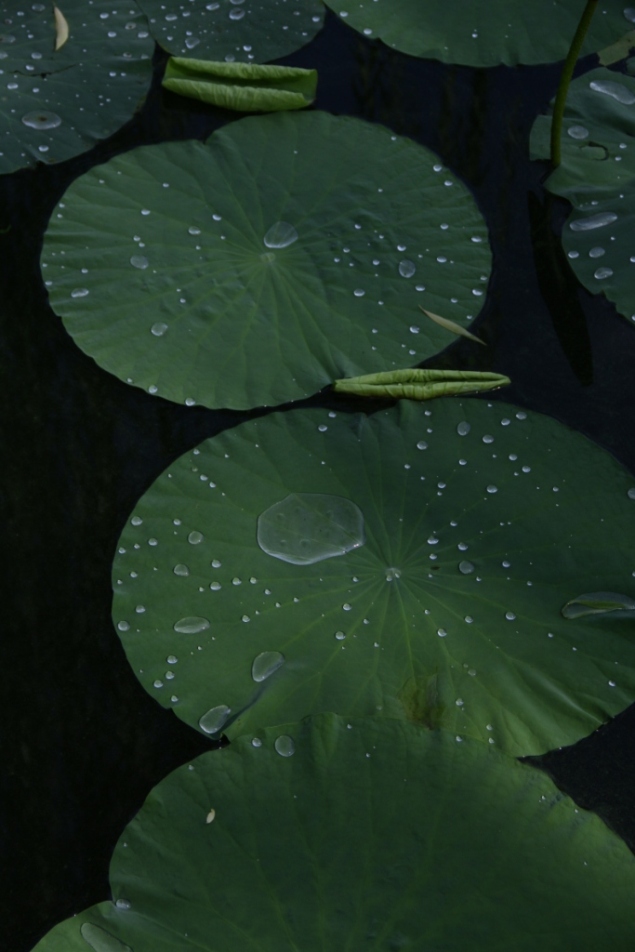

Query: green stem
[550,0,599,168]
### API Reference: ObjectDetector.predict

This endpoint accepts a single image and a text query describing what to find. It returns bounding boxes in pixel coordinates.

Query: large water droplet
[151,322,168,336]
[457,421,471,436]
[625,7,635,23]
[174,616,210,634]
[399,259,416,278]
[80,922,132,952]
[188,531,204,544]
[199,704,231,734]
[173,564,189,576]
[589,79,635,105]
[257,493,365,565]
[251,650,285,682]
[130,255,148,270]
[561,592,635,619]
[274,734,295,757]
[263,221,298,249]
[570,212,618,231]
[458,560,475,574]
[22,110,62,130]
[385,567,401,581]
[567,124,589,139]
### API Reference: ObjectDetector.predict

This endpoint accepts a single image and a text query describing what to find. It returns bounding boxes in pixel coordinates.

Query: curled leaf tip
[561,591,635,619]
[419,306,486,345]
[333,367,510,401]
[53,5,69,51]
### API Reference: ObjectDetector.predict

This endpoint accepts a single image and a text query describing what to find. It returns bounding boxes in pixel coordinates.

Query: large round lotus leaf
[531,66,635,326]
[31,716,635,952]
[41,111,491,410]
[0,1,154,174]
[112,399,635,757]
[138,0,324,61]
[324,0,634,67]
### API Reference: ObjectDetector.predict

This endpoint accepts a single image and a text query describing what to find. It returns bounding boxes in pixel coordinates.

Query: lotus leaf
[324,0,633,67]
[0,0,154,174]
[531,66,635,325]
[112,399,635,756]
[138,0,324,61]
[162,58,317,110]
[41,111,491,410]
[31,716,635,952]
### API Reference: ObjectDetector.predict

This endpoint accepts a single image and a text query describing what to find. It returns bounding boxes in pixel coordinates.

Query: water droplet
[251,737,262,747]
[567,124,589,139]
[185,36,200,49]
[71,288,89,298]
[22,110,62,130]
[459,560,475,574]
[117,621,130,632]
[188,226,201,235]
[115,899,131,910]
[167,655,178,664]
[151,322,168,336]
[173,564,189,576]
[561,592,635,619]
[353,288,366,297]
[130,255,148,270]
[131,516,142,526]
[263,221,298,249]
[251,650,285,682]
[590,79,635,105]
[80,923,132,952]
[274,734,295,757]
[229,6,245,19]
[437,628,447,637]
[457,421,471,436]
[570,212,618,231]
[385,567,401,581]
[199,704,230,734]
[627,488,635,500]
[486,485,498,494]
[257,493,365,566]
[594,267,613,280]
[399,259,416,278]
[188,531,204,544]
[174,616,210,634]
[416,440,428,450]
[588,246,605,258]
[625,7,635,22]
[505,611,516,621]
[335,630,345,640]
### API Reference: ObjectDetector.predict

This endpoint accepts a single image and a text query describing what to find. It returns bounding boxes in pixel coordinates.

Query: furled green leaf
[31,716,635,952]
[162,57,317,111]
[0,0,154,174]
[112,399,635,757]
[562,591,635,619]
[333,368,509,399]
[324,0,633,67]
[531,66,635,325]
[138,0,324,60]
[41,111,491,410]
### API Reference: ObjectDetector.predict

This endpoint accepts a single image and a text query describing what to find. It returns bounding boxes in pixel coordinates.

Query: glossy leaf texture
[31,716,635,952]
[138,0,324,60]
[162,58,317,111]
[0,0,154,174]
[112,399,635,756]
[531,65,635,326]
[41,111,491,410]
[324,0,634,67]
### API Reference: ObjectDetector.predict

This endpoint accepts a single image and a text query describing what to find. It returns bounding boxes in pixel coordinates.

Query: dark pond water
[3,11,635,949]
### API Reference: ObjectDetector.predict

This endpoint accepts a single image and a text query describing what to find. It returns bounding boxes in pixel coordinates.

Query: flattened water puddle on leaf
[199,704,231,734]
[257,492,365,565]
[251,650,285,682]
[80,922,132,952]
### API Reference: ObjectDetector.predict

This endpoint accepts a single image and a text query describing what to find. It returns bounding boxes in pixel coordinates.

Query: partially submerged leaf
[530,66,635,325]
[0,0,153,174]
[420,305,486,344]
[112,399,635,756]
[53,6,69,51]
[323,0,634,67]
[333,367,509,399]
[162,57,317,112]
[562,591,635,619]
[138,0,325,61]
[31,716,635,952]
[42,111,491,410]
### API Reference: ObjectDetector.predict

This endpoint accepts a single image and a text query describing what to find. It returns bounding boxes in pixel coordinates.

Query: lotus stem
[550,0,599,167]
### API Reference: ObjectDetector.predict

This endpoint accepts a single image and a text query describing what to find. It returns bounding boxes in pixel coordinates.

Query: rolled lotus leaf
[333,368,510,399]
[162,58,317,112]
